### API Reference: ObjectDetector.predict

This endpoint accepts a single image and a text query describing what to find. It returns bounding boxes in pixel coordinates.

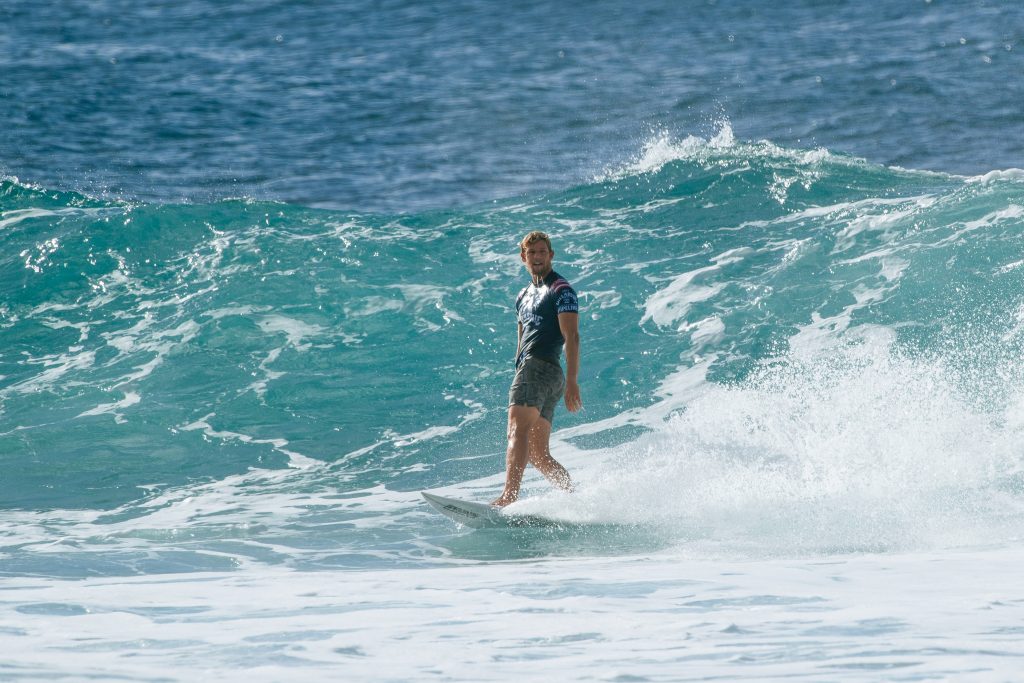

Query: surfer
[492,231,582,507]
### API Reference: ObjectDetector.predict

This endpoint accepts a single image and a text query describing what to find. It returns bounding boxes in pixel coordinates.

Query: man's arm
[516,321,523,361]
[558,312,582,413]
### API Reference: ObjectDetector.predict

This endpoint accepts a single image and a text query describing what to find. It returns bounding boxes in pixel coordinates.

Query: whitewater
[4,123,1024,679]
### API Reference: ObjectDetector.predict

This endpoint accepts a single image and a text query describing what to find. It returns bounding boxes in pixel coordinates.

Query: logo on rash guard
[520,310,544,326]
[520,286,548,326]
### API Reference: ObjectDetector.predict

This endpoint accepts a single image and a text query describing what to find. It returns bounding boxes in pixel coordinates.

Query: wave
[3,135,1024,560]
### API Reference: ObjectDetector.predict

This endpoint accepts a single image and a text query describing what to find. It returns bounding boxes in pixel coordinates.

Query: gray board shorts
[508,356,565,424]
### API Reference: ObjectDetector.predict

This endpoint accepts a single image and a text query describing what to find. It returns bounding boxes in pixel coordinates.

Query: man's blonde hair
[520,231,553,255]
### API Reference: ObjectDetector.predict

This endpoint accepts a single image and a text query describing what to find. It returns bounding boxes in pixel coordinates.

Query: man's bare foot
[491,493,517,507]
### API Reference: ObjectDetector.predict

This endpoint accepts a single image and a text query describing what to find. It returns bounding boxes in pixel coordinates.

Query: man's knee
[527,419,551,452]
[508,405,541,441]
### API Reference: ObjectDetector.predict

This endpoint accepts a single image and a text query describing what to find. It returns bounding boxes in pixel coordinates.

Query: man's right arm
[558,312,582,413]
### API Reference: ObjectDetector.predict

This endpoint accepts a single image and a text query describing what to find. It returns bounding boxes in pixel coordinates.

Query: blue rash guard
[515,270,579,368]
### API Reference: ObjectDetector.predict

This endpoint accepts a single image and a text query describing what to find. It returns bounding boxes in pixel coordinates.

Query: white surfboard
[421,491,557,529]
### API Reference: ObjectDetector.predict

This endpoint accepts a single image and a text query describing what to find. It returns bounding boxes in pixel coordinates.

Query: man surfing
[492,231,582,507]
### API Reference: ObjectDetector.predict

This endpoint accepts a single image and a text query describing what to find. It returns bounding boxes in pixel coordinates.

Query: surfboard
[421,491,556,529]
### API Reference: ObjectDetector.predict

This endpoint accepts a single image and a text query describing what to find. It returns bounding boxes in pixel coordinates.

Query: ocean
[3,1,1024,680]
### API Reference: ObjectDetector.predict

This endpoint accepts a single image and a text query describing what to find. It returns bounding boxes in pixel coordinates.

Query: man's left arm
[558,311,582,413]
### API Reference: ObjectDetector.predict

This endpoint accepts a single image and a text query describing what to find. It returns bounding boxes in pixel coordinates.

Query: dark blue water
[2,1,1022,212]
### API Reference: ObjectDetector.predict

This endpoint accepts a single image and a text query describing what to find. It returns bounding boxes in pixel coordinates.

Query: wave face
[4,133,1024,573]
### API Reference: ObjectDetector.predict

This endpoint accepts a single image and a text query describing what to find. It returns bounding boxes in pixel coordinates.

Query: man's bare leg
[527,417,573,492]
[492,404,541,507]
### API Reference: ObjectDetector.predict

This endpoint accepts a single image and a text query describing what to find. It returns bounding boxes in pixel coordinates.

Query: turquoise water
[5,134,1024,569]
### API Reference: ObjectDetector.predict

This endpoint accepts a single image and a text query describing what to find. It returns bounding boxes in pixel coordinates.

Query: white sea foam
[932,203,1024,248]
[966,168,1024,183]
[180,413,319,469]
[386,396,487,448]
[103,319,202,390]
[596,123,854,185]
[830,204,922,254]
[256,314,324,351]
[203,305,273,320]
[76,391,142,424]
[388,283,465,331]
[3,348,97,395]
[596,124,735,180]
[0,206,109,231]
[3,547,1024,681]
[516,328,1024,563]
[686,316,726,349]
[641,250,748,330]
[38,317,91,343]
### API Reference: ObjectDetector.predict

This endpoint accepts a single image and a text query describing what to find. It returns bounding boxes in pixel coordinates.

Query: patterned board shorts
[508,356,565,424]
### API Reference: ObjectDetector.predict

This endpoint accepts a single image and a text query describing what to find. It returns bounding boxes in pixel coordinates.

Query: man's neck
[532,269,552,286]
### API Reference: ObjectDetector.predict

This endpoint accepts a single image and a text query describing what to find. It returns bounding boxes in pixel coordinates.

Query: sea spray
[525,329,1024,558]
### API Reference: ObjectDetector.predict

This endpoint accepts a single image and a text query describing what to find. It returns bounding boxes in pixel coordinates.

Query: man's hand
[564,380,582,413]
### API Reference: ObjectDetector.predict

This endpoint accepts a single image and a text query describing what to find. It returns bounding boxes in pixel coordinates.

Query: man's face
[521,240,554,279]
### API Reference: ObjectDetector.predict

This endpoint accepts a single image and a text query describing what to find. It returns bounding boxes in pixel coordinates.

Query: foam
[4,546,1024,680]
[256,314,324,351]
[640,250,747,330]
[530,331,1024,558]
[4,349,97,395]
[180,413,319,469]
[76,392,142,424]
[932,204,1024,248]
[595,124,736,180]
[596,123,859,185]
[966,168,1024,183]
[0,207,104,231]
[388,283,466,331]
